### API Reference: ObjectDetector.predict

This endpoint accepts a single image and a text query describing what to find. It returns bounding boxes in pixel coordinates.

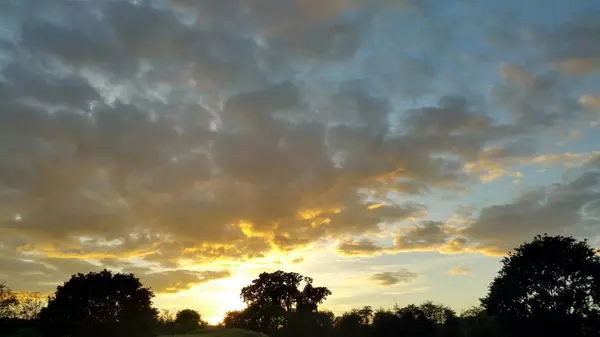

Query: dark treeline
[2,234,600,337]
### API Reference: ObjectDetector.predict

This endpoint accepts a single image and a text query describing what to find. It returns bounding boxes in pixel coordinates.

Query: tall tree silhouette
[482,234,600,337]
[39,270,158,337]
[237,270,331,335]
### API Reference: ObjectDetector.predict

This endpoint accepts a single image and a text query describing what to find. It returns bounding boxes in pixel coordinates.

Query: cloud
[556,58,600,75]
[0,248,104,293]
[337,221,461,256]
[448,266,470,276]
[394,221,456,252]
[0,0,599,295]
[580,95,600,110]
[140,270,231,294]
[0,244,231,295]
[167,0,370,60]
[369,269,418,286]
[0,239,283,296]
[291,257,305,264]
[339,156,600,258]
[542,13,600,67]
[462,171,600,253]
[464,149,600,183]
[499,63,538,88]
[337,239,386,257]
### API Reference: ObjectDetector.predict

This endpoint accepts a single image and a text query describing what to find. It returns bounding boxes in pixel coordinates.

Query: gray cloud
[462,169,600,254]
[337,221,459,256]
[370,269,418,286]
[338,239,385,257]
[394,221,454,251]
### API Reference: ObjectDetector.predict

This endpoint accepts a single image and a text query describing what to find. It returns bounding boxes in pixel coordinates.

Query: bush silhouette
[175,309,205,332]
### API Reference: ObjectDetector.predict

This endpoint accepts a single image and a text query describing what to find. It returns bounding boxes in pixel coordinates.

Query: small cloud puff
[448,266,470,276]
[369,268,418,286]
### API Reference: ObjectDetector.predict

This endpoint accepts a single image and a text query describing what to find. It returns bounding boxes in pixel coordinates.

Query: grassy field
[3,326,267,337]
[161,327,268,337]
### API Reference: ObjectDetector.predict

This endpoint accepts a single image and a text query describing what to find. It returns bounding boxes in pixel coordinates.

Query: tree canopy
[175,309,205,332]
[39,269,158,337]
[482,234,600,337]
[233,270,331,335]
[241,270,331,313]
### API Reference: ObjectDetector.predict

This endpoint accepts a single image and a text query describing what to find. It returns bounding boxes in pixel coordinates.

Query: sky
[0,0,600,325]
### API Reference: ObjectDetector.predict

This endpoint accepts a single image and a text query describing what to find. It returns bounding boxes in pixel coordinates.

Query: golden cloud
[448,266,470,275]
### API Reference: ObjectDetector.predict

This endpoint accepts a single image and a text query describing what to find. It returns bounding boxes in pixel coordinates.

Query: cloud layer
[0,0,599,295]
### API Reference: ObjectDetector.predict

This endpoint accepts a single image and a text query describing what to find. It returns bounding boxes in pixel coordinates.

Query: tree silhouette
[0,282,18,318]
[15,292,44,320]
[482,234,600,337]
[222,310,252,330]
[281,309,335,337]
[39,270,158,337]
[233,271,331,335]
[333,306,372,337]
[459,307,501,337]
[241,271,330,313]
[391,302,459,337]
[157,309,177,334]
[222,306,264,332]
[223,270,333,336]
[371,309,402,337]
[175,309,205,332]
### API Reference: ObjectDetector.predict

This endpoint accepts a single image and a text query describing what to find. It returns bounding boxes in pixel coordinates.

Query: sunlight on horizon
[198,273,253,325]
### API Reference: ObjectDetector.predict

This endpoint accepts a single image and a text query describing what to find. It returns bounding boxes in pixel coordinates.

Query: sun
[194,273,254,325]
